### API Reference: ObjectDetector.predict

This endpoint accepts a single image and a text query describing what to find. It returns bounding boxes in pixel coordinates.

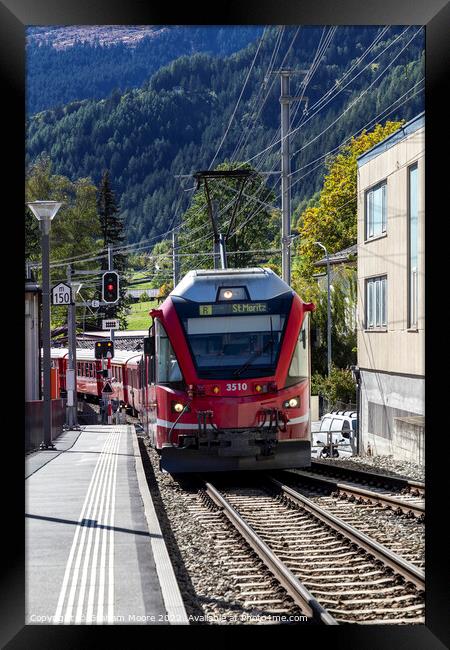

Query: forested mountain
[26,25,264,115]
[26,26,424,245]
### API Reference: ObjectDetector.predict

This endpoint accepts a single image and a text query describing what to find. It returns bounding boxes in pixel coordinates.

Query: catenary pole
[280,71,291,285]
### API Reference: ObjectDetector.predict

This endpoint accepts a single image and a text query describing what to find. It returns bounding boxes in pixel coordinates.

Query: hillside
[26,26,424,245]
[26,25,263,115]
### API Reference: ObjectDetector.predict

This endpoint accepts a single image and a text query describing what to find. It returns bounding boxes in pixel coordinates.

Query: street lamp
[314,241,332,377]
[27,200,62,449]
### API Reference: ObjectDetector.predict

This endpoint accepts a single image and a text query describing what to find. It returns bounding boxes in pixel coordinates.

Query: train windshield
[174,295,293,379]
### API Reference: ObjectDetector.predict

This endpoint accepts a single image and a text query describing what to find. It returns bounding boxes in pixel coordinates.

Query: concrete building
[356,112,424,464]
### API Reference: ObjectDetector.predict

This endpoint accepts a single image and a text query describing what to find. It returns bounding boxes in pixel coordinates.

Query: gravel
[139,437,302,624]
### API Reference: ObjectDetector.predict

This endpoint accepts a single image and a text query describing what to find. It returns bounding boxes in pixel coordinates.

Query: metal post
[66,266,79,429]
[172,230,180,287]
[107,353,112,424]
[108,245,115,347]
[315,242,332,377]
[211,200,220,270]
[218,233,228,270]
[41,222,55,449]
[281,72,291,285]
[326,251,332,377]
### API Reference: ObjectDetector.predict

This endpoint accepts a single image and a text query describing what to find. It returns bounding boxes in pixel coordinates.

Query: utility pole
[66,265,79,430]
[280,71,291,285]
[108,245,115,347]
[172,230,180,286]
[277,70,308,285]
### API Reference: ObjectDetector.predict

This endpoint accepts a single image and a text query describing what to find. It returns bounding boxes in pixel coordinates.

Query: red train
[52,267,314,472]
[50,348,146,415]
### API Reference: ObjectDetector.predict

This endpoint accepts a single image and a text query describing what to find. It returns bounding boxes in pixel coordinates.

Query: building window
[365,181,387,240]
[408,163,419,328]
[366,276,387,329]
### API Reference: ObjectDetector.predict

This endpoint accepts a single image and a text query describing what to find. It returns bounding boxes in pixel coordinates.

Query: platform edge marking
[130,425,189,625]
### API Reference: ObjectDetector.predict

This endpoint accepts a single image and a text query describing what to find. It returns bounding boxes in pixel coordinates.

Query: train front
[147,268,314,472]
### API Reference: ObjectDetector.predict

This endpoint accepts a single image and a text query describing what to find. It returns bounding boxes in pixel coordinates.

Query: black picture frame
[4,0,449,647]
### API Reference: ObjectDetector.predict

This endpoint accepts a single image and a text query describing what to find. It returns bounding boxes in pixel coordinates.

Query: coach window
[155,320,183,385]
[284,313,310,388]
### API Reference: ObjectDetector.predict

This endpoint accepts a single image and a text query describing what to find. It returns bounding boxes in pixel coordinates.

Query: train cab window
[118,367,122,383]
[285,313,310,388]
[155,321,183,385]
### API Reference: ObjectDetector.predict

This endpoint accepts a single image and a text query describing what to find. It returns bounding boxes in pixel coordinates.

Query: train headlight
[283,397,300,408]
[173,402,185,413]
[213,385,220,394]
[255,384,263,393]
[223,290,233,300]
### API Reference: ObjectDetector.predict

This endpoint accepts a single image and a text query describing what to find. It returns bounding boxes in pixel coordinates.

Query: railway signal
[102,271,119,303]
[94,340,115,359]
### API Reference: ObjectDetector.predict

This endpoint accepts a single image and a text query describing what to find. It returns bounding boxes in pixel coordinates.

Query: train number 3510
[226,383,248,391]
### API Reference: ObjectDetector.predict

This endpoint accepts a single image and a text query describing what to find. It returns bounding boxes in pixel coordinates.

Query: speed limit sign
[51,282,73,305]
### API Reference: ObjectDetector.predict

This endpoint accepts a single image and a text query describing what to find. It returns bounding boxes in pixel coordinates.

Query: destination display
[199,302,268,316]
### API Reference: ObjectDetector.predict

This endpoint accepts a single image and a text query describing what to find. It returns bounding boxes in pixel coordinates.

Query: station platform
[25,424,188,625]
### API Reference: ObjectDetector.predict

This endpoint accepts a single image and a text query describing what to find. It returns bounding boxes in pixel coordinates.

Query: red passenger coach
[143,268,315,472]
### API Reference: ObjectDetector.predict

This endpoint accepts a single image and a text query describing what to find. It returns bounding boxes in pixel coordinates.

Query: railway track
[202,479,425,625]
[310,459,425,496]
[283,470,425,521]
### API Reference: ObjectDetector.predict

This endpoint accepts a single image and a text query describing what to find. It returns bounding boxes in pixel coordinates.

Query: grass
[126,299,158,330]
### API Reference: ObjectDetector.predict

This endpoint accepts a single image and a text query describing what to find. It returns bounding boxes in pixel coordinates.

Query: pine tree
[96,170,129,326]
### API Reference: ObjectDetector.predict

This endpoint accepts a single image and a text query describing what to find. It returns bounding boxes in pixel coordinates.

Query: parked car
[314,411,357,457]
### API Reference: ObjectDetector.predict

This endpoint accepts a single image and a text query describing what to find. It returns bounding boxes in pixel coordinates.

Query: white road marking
[64,431,117,623]
[53,427,122,625]
[85,431,117,624]
[74,431,119,623]
[54,430,114,624]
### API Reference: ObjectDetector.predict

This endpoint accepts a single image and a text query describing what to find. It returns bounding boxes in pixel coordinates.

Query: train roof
[170,267,293,303]
[49,348,143,363]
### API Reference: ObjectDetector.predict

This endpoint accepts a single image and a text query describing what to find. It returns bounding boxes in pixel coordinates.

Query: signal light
[95,340,115,359]
[102,271,119,303]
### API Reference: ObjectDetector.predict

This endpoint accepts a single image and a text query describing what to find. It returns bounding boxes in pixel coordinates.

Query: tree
[292,120,404,284]
[291,120,404,379]
[96,170,129,327]
[25,156,103,330]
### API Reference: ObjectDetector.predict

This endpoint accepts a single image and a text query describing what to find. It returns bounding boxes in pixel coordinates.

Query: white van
[313,411,357,456]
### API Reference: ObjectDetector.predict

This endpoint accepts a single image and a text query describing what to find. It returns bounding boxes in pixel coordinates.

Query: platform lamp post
[26,200,62,449]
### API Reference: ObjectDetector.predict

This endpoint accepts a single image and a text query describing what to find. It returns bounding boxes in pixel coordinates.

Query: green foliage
[147,239,173,289]
[96,170,129,327]
[312,366,356,405]
[26,26,424,247]
[292,119,404,283]
[127,299,157,330]
[26,26,264,115]
[311,267,357,376]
